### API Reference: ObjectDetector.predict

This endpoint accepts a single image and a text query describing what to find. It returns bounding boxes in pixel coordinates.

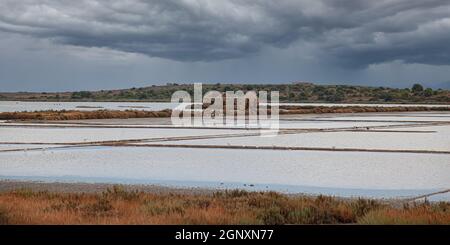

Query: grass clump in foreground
[0,186,448,225]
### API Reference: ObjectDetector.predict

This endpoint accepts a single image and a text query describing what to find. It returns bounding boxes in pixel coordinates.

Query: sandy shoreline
[2,179,446,204]
[0,179,219,195]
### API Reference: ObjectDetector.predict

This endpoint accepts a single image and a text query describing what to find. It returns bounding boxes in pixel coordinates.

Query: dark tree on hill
[424,88,433,97]
[412,83,424,93]
[71,91,92,99]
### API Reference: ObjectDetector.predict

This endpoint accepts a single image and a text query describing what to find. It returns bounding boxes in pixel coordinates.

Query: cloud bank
[1,0,450,67]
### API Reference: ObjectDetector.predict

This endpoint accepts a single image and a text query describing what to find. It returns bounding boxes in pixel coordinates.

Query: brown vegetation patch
[0,187,448,225]
[358,202,450,224]
[0,109,172,121]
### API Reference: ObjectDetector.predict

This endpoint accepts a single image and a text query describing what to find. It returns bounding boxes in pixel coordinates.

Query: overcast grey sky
[1,0,450,92]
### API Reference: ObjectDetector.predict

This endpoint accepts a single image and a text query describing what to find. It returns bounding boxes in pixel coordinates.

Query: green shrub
[143,200,185,216]
[258,207,285,225]
[102,185,141,201]
[350,198,381,217]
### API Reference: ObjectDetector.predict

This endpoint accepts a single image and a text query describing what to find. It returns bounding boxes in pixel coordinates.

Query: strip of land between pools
[1,105,450,121]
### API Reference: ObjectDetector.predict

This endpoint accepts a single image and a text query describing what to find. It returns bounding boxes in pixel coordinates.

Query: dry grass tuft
[358,202,450,224]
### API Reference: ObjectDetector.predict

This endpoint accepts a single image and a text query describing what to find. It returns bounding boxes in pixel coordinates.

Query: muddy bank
[0,180,449,225]
[278,105,450,114]
[0,180,216,195]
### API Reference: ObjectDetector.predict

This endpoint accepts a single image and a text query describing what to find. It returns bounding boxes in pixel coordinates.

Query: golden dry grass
[0,187,448,225]
[0,109,172,121]
[358,204,450,225]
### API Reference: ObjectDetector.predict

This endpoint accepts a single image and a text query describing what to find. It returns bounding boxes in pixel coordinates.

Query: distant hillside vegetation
[0,82,449,104]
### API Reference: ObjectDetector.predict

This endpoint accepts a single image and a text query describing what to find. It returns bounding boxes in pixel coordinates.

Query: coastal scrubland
[0,186,448,225]
[1,83,449,103]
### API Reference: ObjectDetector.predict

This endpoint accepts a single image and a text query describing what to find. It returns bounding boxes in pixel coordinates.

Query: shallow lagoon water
[1,147,449,200]
[274,102,450,108]
[2,175,447,201]
[0,127,250,143]
[277,120,413,129]
[1,107,449,200]
[280,112,450,120]
[310,115,450,122]
[0,101,177,112]
[151,125,450,151]
[2,101,449,113]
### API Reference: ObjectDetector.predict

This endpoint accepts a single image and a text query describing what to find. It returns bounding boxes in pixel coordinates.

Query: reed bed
[0,187,448,225]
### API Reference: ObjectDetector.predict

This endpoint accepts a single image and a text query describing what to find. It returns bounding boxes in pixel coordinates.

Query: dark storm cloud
[0,0,449,67]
